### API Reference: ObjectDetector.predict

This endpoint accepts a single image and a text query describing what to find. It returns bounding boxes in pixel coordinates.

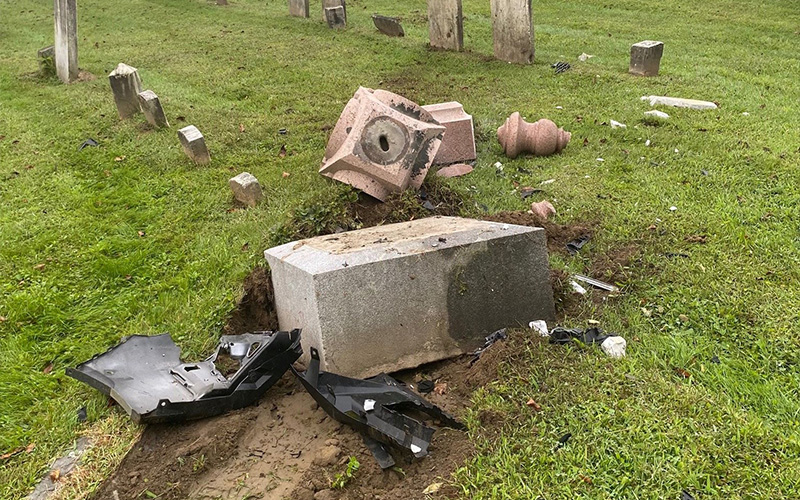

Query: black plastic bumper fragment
[67,329,302,423]
[292,347,465,468]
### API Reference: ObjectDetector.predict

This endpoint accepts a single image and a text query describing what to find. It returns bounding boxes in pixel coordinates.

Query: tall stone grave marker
[427,0,463,51]
[54,0,78,83]
[108,63,143,119]
[490,0,533,64]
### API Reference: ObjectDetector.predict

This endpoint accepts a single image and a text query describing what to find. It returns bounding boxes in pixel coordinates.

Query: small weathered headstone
[137,90,169,128]
[322,0,345,21]
[421,101,476,164]
[629,40,663,76]
[490,0,533,64]
[54,0,78,83]
[178,125,211,164]
[37,45,55,75]
[372,15,404,37]
[324,6,346,29]
[288,0,309,17]
[229,172,264,207]
[108,63,143,119]
[427,0,463,51]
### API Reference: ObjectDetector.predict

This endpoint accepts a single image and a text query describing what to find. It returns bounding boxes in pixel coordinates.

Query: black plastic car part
[292,347,465,468]
[67,329,302,423]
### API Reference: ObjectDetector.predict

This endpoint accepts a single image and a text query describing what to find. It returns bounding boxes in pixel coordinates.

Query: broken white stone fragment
[529,320,549,337]
[229,172,263,207]
[644,110,669,121]
[570,280,587,295]
[645,139,651,146]
[600,336,626,358]
[578,52,594,62]
[641,95,717,110]
[610,120,627,129]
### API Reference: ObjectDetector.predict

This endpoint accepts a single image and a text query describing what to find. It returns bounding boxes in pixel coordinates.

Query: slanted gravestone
[324,6,346,29]
[629,40,664,76]
[322,0,345,21]
[229,172,264,207]
[178,125,211,164]
[54,0,78,83]
[265,216,556,378]
[137,90,169,128]
[372,15,404,37]
[108,63,142,119]
[289,0,309,17]
[427,0,463,51]
[37,46,55,75]
[490,0,533,64]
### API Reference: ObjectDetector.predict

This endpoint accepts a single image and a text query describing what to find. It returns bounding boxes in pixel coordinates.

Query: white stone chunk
[229,172,263,207]
[641,95,718,110]
[601,336,627,358]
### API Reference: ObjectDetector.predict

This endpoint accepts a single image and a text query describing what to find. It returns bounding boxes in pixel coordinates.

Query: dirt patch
[351,184,465,229]
[482,211,597,257]
[223,266,278,335]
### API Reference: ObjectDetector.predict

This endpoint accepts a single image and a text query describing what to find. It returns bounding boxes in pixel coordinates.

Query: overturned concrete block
[137,90,169,128]
[427,0,463,51]
[490,0,534,64]
[629,40,663,76]
[178,125,210,164]
[320,87,445,201]
[229,172,263,207]
[372,15,404,37]
[422,101,476,165]
[109,63,142,119]
[288,0,309,17]
[324,6,346,28]
[265,216,555,378]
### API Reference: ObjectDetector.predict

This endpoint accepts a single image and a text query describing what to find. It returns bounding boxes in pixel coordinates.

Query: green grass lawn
[2,0,799,497]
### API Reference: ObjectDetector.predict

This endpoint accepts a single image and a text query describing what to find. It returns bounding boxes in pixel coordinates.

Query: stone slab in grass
[265,216,555,378]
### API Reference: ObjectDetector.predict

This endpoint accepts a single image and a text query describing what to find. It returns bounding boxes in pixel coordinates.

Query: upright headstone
[289,0,309,17]
[54,0,78,83]
[427,0,463,51]
[324,6,346,29]
[178,125,211,164]
[322,0,345,21]
[490,0,533,64]
[629,40,664,76]
[137,90,169,128]
[229,172,264,207]
[108,63,143,119]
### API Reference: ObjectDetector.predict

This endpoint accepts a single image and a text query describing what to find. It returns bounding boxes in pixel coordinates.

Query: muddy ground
[91,206,637,500]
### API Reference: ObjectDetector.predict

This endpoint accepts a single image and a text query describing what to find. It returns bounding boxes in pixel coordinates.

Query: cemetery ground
[1,0,799,498]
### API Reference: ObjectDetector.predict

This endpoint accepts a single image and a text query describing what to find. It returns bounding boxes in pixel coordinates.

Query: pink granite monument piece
[421,101,476,165]
[320,87,445,201]
[497,112,570,158]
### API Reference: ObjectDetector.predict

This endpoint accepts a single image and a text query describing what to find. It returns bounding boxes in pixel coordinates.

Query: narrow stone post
[490,0,533,64]
[178,126,211,164]
[137,90,169,128]
[54,0,78,83]
[109,63,143,119]
[427,0,463,51]
[289,0,309,17]
[629,41,664,76]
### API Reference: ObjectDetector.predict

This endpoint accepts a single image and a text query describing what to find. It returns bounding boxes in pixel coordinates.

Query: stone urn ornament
[497,112,571,158]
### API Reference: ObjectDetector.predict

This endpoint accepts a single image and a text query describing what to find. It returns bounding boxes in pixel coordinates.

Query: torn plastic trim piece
[67,329,302,423]
[292,347,465,468]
